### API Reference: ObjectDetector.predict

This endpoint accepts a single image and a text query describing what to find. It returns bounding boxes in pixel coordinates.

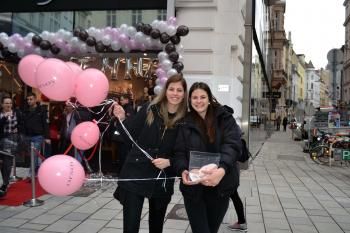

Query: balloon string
[32,147,46,161]
[117,118,153,160]
[64,143,73,155]
[86,176,180,182]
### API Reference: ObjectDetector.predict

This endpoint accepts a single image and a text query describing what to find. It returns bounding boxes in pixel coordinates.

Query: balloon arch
[0,17,189,196]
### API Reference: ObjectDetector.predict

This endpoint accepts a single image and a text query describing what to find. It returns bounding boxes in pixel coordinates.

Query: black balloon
[32,35,42,46]
[73,28,81,37]
[165,43,176,54]
[142,24,152,35]
[136,22,144,32]
[79,30,89,41]
[160,33,170,44]
[39,40,51,50]
[86,36,96,47]
[0,42,3,50]
[173,62,184,73]
[150,29,161,39]
[176,25,189,37]
[168,51,179,62]
[170,35,181,45]
[95,41,105,52]
[50,44,60,54]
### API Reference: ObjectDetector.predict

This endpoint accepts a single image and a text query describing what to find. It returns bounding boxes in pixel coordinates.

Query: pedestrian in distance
[172,82,242,233]
[282,116,288,131]
[112,74,188,233]
[0,96,23,197]
[276,116,281,131]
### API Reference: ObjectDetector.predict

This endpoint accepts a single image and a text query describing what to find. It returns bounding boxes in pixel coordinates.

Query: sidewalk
[0,129,350,233]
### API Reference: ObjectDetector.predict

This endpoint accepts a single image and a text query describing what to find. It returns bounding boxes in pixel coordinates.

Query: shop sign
[343,150,350,161]
[263,91,281,99]
[0,0,167,13]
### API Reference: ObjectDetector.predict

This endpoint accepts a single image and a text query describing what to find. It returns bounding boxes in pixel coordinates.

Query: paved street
[1,129,350,233]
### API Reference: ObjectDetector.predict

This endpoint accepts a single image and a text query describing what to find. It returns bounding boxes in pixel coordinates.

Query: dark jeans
[0,134,18,186]
[121,189,171,233]
[184,188,229,233]
[230,190,246,224]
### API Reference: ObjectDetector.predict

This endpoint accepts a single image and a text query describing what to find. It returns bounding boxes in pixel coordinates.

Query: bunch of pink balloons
[18,54,109,106]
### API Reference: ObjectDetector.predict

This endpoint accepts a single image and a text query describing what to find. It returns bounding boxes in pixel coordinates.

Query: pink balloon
[36,58,75,101]
[66,61,82,96]
[66,61,82,76]
[18,54,44,87]
[38,155,85,196]
[71,121,100,150]
[75,68,109,107]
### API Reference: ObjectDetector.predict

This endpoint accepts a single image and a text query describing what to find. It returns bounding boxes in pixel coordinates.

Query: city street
[0,129,350,233]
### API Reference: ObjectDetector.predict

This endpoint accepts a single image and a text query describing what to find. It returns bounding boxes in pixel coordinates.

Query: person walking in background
[282,116,288,132]
[22,92,50,179]
[112,74,188,233]
[276,116,281,131]
[0,96,23,197]
[172,82,241,233]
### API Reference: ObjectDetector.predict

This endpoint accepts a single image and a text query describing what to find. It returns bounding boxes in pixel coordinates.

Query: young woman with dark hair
[173,82,242,233]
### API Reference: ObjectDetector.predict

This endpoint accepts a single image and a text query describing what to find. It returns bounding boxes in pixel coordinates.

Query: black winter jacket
[115,104,181,198]
[22,104,50,139]
[172,105,241,199]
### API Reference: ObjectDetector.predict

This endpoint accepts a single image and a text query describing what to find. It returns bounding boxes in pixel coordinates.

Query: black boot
[0,184,8,192]
[0,189,5,198]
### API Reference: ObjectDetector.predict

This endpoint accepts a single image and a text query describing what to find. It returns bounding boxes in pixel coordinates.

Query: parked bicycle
[309,131,350,165]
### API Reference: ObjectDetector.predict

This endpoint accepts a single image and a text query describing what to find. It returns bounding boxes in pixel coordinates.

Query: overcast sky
[284,0,345,69]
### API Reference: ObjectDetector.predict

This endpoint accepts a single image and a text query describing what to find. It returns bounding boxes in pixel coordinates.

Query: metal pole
[23,142,44,207]
[9,153,22,182]
[241,0,253,169]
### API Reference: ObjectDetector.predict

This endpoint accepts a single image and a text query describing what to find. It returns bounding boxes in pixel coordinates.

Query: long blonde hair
[146,74,188,128]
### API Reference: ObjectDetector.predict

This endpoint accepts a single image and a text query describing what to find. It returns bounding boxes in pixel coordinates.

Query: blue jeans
[27,135,44,176]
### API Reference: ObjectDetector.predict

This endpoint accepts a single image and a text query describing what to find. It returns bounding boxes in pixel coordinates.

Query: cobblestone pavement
[0,129,350,233]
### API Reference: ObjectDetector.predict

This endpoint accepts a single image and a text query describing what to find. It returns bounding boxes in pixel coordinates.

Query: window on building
[106,10,117,27]
[157,9,167,21]
[311,83,313,89]
[132,10,142,26]
[39,13,44,30]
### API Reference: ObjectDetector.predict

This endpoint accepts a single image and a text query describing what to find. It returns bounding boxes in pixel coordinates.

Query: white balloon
[111,41,121,51]
[158,21,167,33]
[121,45,131,53]
[178,54,184,62]
[134,32,145,43]
[161,59,173,71]
[120,24,128,33]
[40,31,50,40]
[7,43,17,53]
[79,43,88,53]
[154,85,163,95]
[0,35,9,46]
[157,52,168,62]
[127,26,137,38]
[101,35,112,46]
[166,25,177,36]
[151,20,160,29]
[17,49,25,58]
[167,68,178,77]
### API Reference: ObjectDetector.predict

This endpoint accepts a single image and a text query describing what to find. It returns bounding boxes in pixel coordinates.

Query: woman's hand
[200,167,225,187]
[181,170,198,185]
[152,158,170,170]
[112,103,126,121]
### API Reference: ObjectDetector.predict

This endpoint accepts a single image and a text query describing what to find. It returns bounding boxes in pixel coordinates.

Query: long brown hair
[188,82,220,143]
[146,74,188,128]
